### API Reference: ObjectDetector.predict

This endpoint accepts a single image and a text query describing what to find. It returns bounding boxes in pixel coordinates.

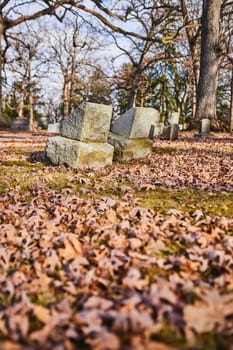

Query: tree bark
[230,66,233,133]
[195,0,221,121]
[63,75,70,119]
[127,68,142,109]
[0,16,5,126]
[28,59,34,132]
[17,80,26,119]
[179,0,201,119]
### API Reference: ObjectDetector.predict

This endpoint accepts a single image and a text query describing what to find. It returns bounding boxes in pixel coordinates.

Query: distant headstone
[47,123,60,134]
[170,124,179,141]
[160,126,171,140]
[199,118,210,135]
[61,102,112,142]
[46,136,114,169]
[160,124,179,141]
[111,107,160,139]
[108,132,153,161]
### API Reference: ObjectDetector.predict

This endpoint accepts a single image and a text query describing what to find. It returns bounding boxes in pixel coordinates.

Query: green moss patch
[137,187,233,217]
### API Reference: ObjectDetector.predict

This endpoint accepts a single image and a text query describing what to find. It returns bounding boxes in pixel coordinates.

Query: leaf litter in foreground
[0,182,233,349]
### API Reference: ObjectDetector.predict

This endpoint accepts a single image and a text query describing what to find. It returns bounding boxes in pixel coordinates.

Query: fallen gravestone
[46,136,113,168]
[111,107,160,139]
[108,107,159,161]
[46,102,114,168]
[108,132,153,161]
[61,103,111,142]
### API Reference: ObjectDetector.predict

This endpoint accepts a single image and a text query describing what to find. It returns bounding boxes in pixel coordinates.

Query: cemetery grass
[0,132,233,350]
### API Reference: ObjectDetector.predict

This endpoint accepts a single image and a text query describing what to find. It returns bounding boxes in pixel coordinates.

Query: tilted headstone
[108,132,152,162]
[111,107,160,139]
[61,102,112,142]
[46,136,114,169]
[199,118,210,135]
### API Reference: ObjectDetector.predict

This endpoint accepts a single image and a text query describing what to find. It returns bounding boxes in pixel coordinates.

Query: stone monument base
[108,132,153,161]
[46,136,114,168]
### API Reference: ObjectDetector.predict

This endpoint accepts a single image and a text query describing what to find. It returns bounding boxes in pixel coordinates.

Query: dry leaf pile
[0,184,233,350]
[0,132,233,349]
[98,136,233,192]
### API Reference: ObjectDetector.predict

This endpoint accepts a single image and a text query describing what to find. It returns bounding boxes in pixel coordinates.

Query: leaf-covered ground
[0,131,233,350]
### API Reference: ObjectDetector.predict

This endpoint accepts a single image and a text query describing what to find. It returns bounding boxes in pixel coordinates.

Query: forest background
[0,0,232,131]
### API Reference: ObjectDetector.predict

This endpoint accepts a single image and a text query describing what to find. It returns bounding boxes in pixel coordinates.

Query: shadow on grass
[27,150,50,164]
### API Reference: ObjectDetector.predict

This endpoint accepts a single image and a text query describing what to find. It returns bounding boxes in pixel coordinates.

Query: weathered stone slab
[111,107,160,139]
[160,124,179,141]
[108,132,153,161]
[61,102,112,142]
[47,123,60,134]
[199,118,210,135]
[46,136,114,168]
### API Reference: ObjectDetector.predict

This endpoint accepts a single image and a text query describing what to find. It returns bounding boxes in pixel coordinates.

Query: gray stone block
[108,132,153,161]
[111,107,160,139]
[47,123,60,134]
[46,136,114,168]
[61,102,112,142]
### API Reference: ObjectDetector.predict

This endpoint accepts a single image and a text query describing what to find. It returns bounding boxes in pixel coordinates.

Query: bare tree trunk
[18,80,26,119]
[0,19,5,127]
[69,48,78,114]
[191,48,200,118]
[179,0,201,119]
[63,77,70,119]
[230,66,233,133]
[128,69,142,109]
[28,60,34,132]
[69,25,79,114]
[195,0,221,121]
